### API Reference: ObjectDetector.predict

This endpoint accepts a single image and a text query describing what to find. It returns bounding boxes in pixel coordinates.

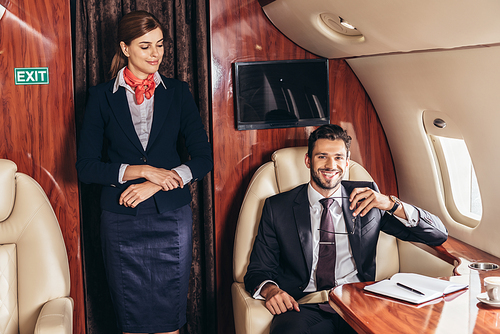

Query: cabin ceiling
[260,0,500,58]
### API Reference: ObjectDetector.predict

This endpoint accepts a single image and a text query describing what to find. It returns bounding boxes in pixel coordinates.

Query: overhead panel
[259,0,500,58]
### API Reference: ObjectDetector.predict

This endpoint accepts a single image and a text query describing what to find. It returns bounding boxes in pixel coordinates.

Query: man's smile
[319,169,340,179]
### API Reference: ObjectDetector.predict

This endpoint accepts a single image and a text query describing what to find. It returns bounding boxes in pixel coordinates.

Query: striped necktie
[316,198,336,290]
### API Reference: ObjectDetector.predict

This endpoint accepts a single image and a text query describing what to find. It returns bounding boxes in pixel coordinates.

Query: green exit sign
[15,67,49,85]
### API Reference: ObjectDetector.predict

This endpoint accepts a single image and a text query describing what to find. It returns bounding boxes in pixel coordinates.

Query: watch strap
[387,201,400,215]
[387,195,401,215]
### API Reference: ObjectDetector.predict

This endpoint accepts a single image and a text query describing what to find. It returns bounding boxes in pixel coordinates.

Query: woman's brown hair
[109,10,163,78]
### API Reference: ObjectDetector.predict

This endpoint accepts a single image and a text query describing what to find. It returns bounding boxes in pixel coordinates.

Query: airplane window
[433,136,482,219]
[423,110,482,228]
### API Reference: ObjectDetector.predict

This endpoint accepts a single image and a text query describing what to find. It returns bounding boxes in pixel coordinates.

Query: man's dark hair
[307,124,352,157]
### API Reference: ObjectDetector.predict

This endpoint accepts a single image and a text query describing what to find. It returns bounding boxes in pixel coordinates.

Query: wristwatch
[387,195,402,215]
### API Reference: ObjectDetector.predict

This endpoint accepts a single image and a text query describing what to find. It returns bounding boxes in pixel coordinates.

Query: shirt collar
[308,183,343,209]
[112,67,166,93]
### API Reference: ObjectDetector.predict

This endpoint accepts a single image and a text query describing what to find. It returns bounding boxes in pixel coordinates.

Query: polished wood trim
[331,279,500,334]
[0,1,85,332]
[331,282,468,334]
[440,236,500,276]
[329,60,397,196]
[413,236,500,276]
[330,236,500,334]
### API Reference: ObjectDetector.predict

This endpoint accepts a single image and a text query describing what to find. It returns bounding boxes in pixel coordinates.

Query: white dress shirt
[112,67,193,185]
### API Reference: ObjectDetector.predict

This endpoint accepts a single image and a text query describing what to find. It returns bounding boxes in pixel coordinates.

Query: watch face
[390,195,400,204]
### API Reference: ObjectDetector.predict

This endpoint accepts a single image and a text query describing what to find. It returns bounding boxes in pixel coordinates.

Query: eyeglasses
[317,196,360,235]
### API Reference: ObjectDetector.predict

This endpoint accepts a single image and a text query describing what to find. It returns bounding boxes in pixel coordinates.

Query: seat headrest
[0,159,17,221]
[272,147,309,193]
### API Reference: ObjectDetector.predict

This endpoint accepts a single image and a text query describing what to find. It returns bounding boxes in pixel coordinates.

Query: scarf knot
[123,67,156,104]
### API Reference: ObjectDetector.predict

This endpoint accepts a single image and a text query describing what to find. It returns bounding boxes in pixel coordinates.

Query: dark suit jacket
[76,75,213,215]
[244,181,448,301]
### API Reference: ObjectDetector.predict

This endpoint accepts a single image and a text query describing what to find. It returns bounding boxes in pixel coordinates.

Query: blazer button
[141,156,147,163]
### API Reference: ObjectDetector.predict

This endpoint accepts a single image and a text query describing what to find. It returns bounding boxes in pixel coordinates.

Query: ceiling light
[340,18,356,30]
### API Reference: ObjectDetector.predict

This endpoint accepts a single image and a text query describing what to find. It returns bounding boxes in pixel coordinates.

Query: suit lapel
[342,185,362,262]
[106,86,145,153]
[293,185,313,276]
[341,186,357,234]
[147,83,175,151]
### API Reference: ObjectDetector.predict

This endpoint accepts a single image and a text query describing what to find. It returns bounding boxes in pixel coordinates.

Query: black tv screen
[234,59,330,130]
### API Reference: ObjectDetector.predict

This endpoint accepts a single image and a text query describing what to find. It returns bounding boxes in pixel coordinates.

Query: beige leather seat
[232,147,454,334]
[0,159,73,334]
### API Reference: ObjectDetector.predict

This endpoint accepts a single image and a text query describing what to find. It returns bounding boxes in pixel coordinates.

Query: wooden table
[329,237,500,333]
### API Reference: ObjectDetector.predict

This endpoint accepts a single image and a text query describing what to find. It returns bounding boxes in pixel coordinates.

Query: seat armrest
[427,236,500,276]
[232,282,273,334]
[34,297,73,334]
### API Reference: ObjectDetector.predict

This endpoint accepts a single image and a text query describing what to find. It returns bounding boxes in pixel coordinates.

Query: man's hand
[261,283,300,315]
[119,181,162,208]
[349,187,400,217]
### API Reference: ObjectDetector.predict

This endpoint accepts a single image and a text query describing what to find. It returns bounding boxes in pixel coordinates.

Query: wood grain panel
[330,236,500,334]
[209,0,397,333]
[331,281,452,334]
[330,60,397,196]
[0,1,85,333]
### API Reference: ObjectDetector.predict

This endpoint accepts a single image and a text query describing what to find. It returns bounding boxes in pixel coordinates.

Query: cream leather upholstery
[232,146,454,334]
[0,159,73,334]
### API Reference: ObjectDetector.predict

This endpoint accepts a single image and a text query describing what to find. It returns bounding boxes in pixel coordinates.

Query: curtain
[73,0,215,333]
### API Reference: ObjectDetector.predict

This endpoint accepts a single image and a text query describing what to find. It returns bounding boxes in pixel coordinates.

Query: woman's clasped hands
[119,165,183,207]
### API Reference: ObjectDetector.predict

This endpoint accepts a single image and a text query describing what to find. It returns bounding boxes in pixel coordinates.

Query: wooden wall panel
[209,0,397,333]
[329,60,397,194]
[0,0,85,333]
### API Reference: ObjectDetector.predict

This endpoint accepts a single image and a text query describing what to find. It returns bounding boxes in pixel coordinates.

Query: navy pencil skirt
[100,198,193,333]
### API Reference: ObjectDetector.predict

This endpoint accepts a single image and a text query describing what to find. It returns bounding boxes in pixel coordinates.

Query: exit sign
[15,67,49,85]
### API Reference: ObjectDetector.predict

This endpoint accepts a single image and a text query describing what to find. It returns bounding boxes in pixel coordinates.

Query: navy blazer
[244,181,448,301]
[76,75,213,215]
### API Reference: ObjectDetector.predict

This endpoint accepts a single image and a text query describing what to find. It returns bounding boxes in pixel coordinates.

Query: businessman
[244,124,448,333]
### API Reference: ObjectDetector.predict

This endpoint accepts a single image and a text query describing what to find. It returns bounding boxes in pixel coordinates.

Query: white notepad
[363,273,468,304]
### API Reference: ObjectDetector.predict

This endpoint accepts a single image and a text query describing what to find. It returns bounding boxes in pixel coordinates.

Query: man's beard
[310,168,344,191]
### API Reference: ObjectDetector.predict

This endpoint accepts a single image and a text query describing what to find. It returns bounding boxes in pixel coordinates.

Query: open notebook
[363,273,468,304]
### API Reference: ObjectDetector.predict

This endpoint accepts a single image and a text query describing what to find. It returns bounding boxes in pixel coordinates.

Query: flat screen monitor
[234,59,330,130]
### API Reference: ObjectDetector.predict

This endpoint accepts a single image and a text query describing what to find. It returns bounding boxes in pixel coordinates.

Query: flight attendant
[76,10,213,334]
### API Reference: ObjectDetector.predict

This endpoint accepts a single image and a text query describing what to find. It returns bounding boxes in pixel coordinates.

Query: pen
[396,282,425,296]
